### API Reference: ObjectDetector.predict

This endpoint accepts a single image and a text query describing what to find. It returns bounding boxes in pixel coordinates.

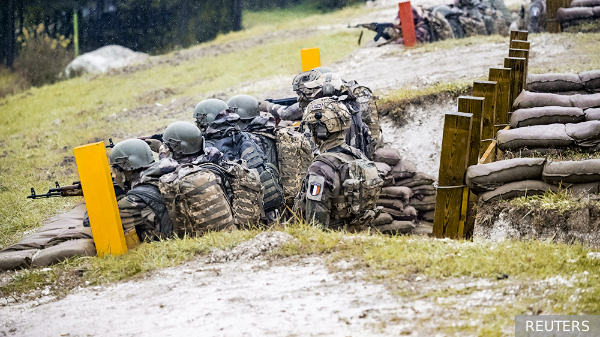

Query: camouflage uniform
[265,102,304,122]
[118,159,177,242]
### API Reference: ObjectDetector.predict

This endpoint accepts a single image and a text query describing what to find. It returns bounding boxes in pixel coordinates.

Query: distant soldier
[109,139,174,242]
[295,98,383,230]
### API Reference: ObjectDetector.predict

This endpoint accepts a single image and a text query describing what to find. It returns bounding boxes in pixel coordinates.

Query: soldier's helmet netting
[163,121,205,158]
[110,139,155,171]
[303,97,351,139]
[227,95,259,124]
[193,99,229,130]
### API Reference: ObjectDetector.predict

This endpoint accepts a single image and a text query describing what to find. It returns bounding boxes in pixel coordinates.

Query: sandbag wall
[527,70,600,94]
[466,157,600,204]
[0,204,96,271]
[556,0,600,28]
[371,148,436,235]
[497,90,600,152]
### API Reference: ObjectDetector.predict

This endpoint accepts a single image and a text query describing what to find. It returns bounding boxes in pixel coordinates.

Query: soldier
[162,121,223,165]
[193,99,229,133]
[109,139,175,242]
[295,98,383,230]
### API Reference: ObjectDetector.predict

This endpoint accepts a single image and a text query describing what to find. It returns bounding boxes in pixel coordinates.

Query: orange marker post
[74,142,127,258]
[301,48,321,72]
[398,1,416,48]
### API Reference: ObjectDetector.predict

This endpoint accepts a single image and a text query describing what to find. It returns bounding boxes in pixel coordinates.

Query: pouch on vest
[276,128,314,206]
[221,160,264,228]
[158,164,235,237]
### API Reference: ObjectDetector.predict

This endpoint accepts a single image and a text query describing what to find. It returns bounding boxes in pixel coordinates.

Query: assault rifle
[138,133,164,142]
[27,180,126,199]
[265,97,298,107]
[348,23,396,43]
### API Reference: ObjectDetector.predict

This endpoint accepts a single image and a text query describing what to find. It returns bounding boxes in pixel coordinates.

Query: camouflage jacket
[266,102,304,122]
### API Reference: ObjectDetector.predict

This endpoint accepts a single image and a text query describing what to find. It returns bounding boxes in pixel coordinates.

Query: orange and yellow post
[301,47,321,72]
[74,142,127,258]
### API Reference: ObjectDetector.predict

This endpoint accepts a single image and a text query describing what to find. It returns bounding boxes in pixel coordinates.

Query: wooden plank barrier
[473,81,498,157]
[510,40,530,51]
[458,97,484,239]
[489,67,511,127]
[546,0,562,33]
[74,142,128,258]
[509,30,528,42]
[509,48,530,88]
[504,57,526,112]
[433,112,473,239]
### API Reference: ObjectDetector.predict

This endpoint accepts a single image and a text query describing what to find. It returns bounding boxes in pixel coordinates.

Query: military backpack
[347,83,382,155]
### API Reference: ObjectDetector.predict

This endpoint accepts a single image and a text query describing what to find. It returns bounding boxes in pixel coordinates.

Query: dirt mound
[206,231,295,263]
[475,200,600,247]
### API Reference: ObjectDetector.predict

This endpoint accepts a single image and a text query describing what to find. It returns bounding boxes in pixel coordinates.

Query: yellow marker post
[74,142,127,258]
[301,47,321,72]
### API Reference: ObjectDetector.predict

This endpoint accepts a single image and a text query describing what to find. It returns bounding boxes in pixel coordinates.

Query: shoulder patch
[306,175,325,201]
[310,102,324,111]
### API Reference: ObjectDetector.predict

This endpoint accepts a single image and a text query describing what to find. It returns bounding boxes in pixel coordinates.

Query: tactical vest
[159,164,235,237]
[298,148,383,226]
[126,184,173,237]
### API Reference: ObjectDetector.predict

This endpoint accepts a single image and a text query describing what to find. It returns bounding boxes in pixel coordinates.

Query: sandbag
[396,172,435,187]
[579,70,600,90]
[526,73,585,92]
[413,222,434,235]
[375,221,415,234]
[383,206,418,221]
[557,7,594,22]
[390,160,417,180]
[31,239,96,268]
[411,184,437,196]
[570,0,600,7]
[409,195,436,212]
[565,121,600,146]
[570,93,600,109]
[373,213,394,226]
[594,6,600,16]
[543,159,600,184]
[380,186,413,202]
[510,107,584,128]
[420,210,435,222]
[585,108,600,121]
[568,182,600,195]
[508,148,567,157]
[466,158,546,192]
[377,198,405,210]
[0,249,38,271]
[497,124,574,150]
[382,175,395,187]
[479,180,558,203]
[373,148,401,166]
[375,162,391,176]
[513,91,572,109]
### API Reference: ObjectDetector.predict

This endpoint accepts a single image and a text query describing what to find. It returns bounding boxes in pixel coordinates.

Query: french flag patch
[306,175,325,201]
[310,183,321,196]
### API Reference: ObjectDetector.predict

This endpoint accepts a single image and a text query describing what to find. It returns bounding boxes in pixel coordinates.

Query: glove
[144,139,162,153]
[258,100,271,112]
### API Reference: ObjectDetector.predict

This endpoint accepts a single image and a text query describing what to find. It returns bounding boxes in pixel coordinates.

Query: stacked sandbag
[0,203,96,271]
[497,124,574,150]
[466,158,600,204]
[514,91,600,110]
[371,147,436,235]
[557,7,597,28]
[527,70,600,94]
[510,107,585,128]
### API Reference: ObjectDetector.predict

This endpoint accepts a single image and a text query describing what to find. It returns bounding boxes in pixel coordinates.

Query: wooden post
[458,97,484,239]
[433,112,473,239]
[301,47,321,72]
[508,49,529,88]
[509,30,528,42]
[74,142,128,258]
[504,57,526,113]
[510,40,530,51]
[73,9,79,57]
[473,81,498,157]
[546,0,562,33]
[489,67,511,127]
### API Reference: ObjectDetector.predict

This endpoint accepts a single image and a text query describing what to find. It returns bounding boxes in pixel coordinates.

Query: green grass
[528,32,600,74]
[379,79,474,104]
[242,5,323,30]
[510,189,595,213]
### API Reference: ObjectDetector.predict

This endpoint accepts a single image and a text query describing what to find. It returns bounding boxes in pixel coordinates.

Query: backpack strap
[127,184,173,236]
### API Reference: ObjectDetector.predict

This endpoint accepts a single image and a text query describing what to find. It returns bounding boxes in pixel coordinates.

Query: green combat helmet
[193,99,229,132]
[110,139,155,171]
[312,66,333,74]
[163,121,204,159]
[292,69,323,108]
[303,97,351,140]
[227,95,259,130]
